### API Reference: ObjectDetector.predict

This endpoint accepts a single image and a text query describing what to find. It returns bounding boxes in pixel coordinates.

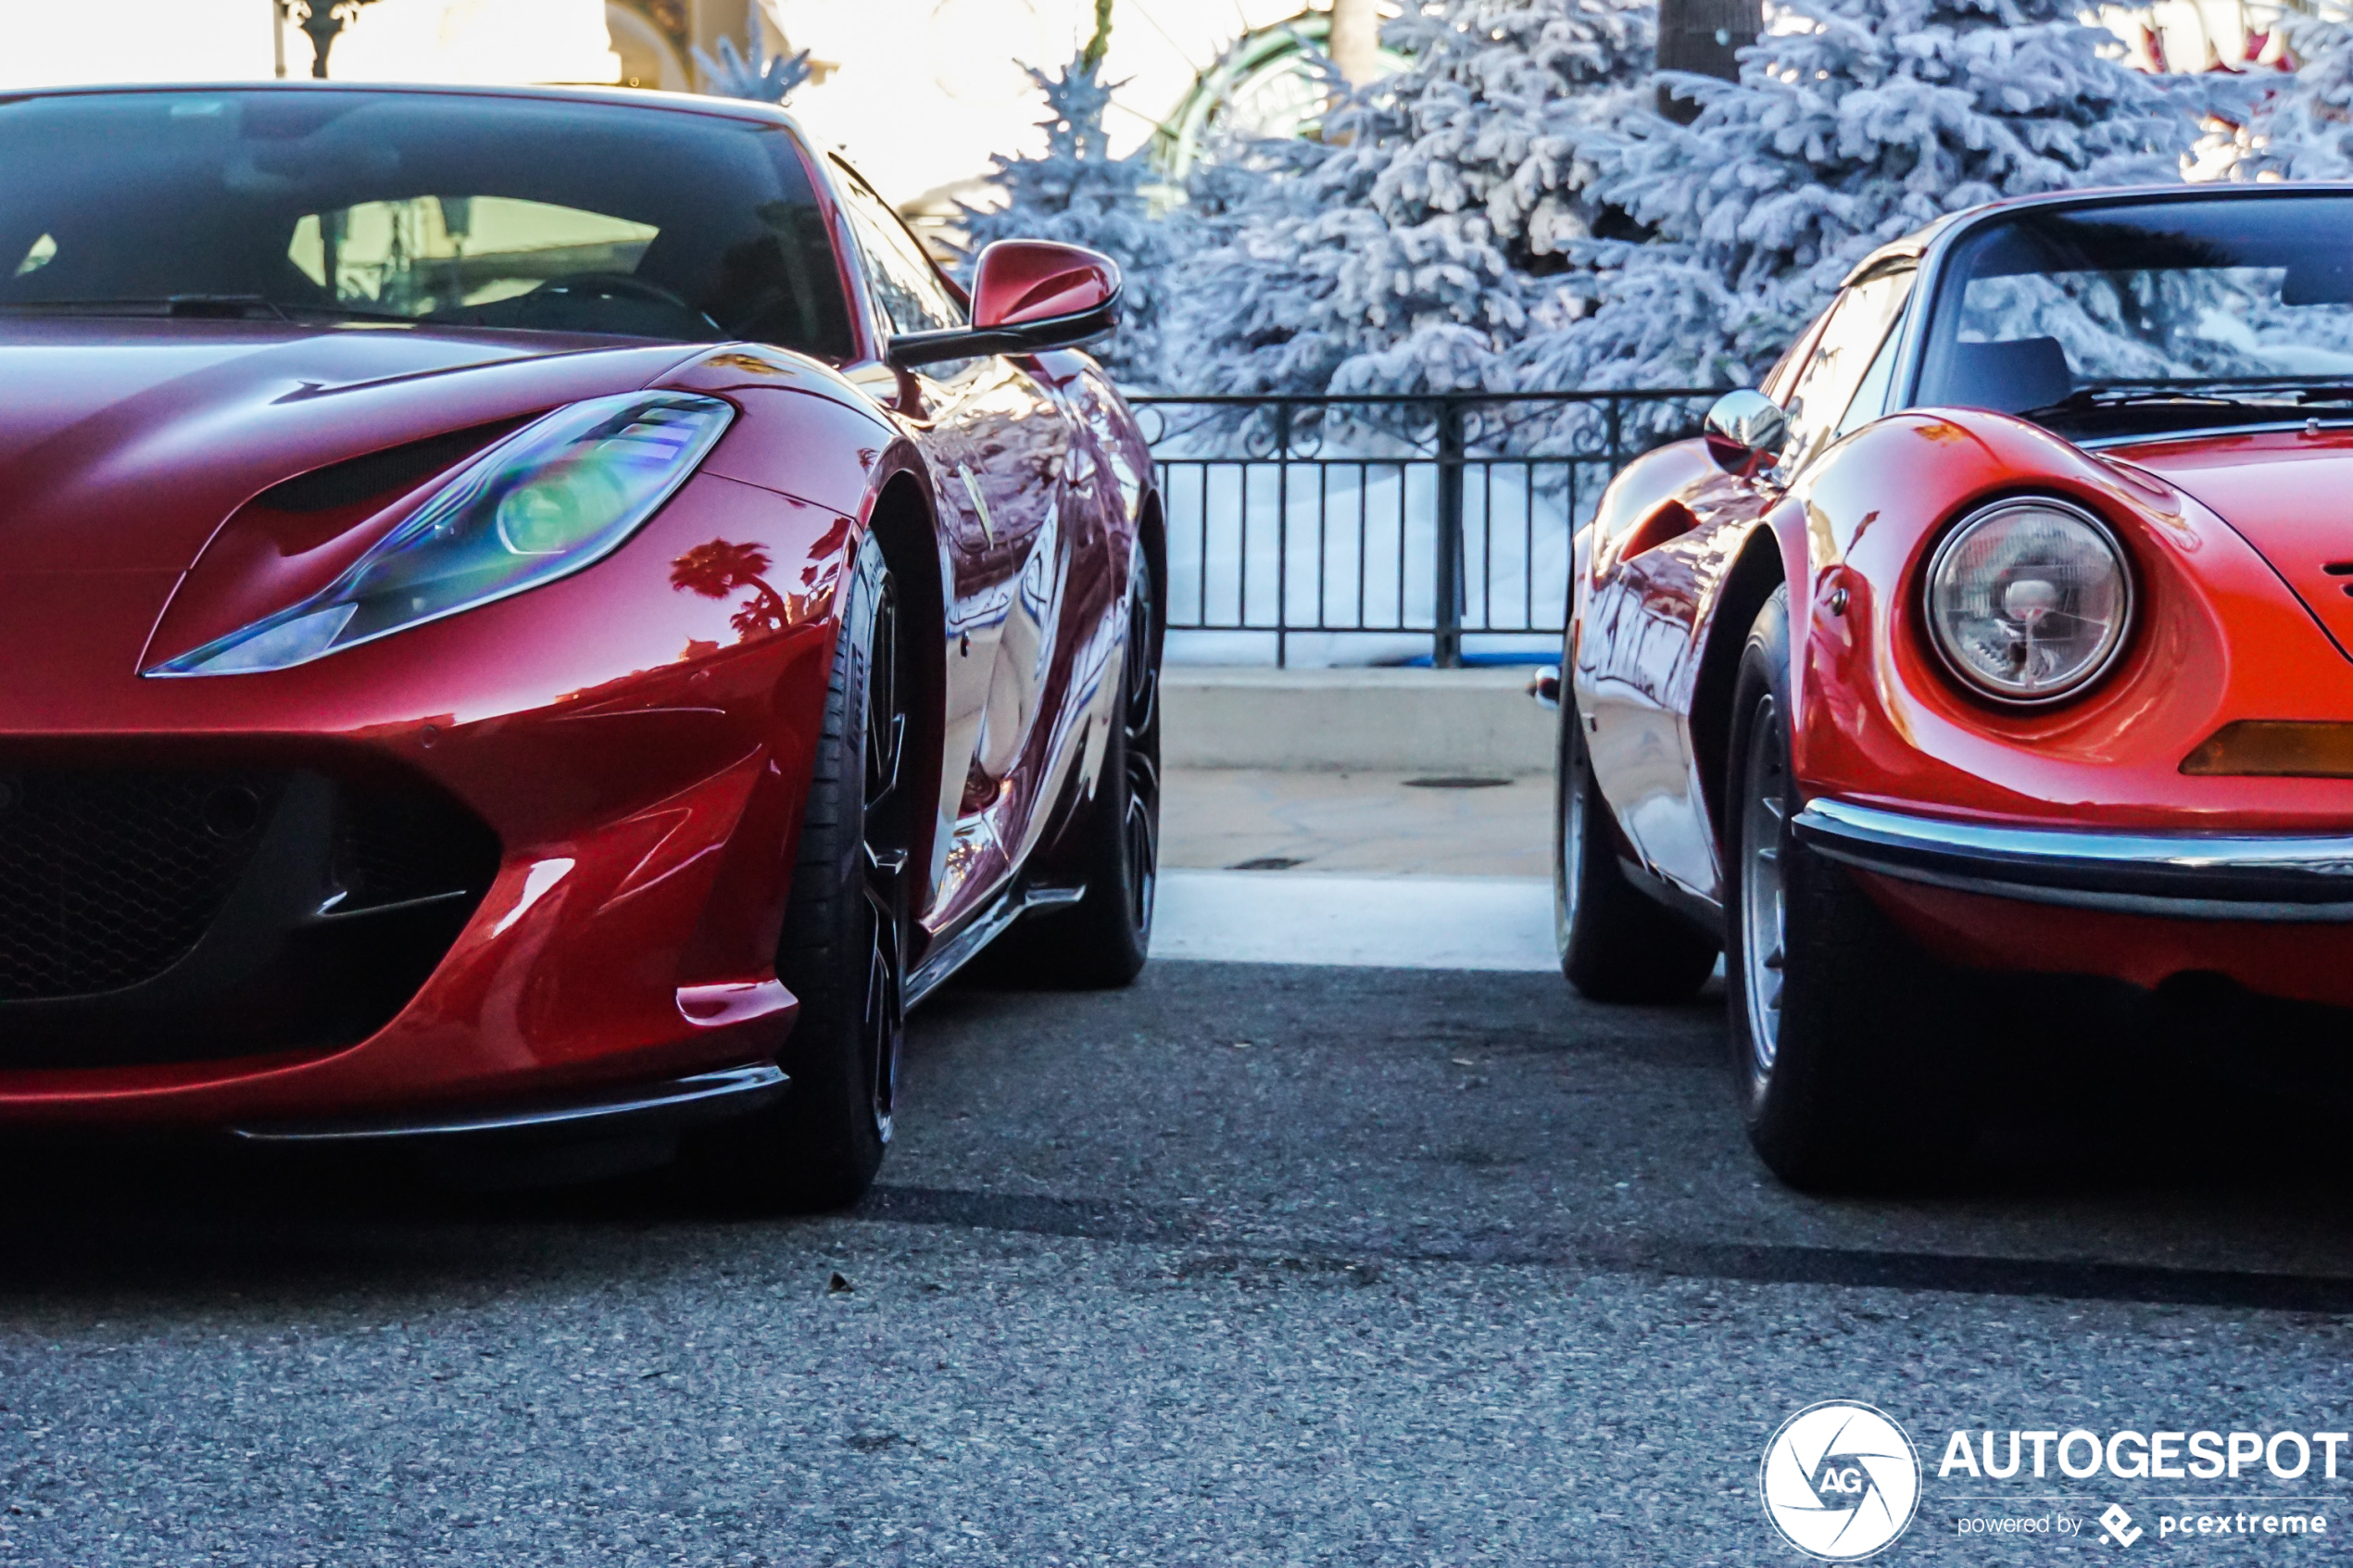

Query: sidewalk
[1155,768,1559,971]
[1163,767,1553,878]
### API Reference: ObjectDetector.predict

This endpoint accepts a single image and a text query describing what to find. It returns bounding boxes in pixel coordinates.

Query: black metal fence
[1132,390,1724,667]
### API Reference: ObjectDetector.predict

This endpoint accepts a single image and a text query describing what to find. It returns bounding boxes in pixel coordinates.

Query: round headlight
[1924,498,2133,704]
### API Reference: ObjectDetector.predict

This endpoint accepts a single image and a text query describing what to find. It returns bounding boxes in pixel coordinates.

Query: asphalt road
[7,961,2353,1565]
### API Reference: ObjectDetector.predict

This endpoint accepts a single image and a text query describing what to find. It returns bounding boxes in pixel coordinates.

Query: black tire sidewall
[711,533,898,1210]
[1725,586,1961,1186]
[1554,687,1719,1002]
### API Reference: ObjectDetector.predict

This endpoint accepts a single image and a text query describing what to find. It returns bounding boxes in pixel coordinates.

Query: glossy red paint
[0,87,1154,1133]
[969,241,1122,331]
[1575,395,2353,1006]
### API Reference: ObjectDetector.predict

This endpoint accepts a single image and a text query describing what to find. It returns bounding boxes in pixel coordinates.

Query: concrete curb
[1163,667,1556,774]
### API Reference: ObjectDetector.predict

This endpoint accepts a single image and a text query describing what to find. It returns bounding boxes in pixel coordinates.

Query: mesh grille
[0,771,280,1000]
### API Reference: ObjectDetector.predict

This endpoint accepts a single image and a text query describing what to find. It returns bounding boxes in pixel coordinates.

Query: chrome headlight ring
[1921,495,2135,708]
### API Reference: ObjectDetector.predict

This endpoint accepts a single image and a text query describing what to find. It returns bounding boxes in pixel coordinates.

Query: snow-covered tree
[694,33,814,105]
[2233,14,2353,179]
[1525,0,2208,391]
[954,25,1182,389]
[1171,0,1657,397]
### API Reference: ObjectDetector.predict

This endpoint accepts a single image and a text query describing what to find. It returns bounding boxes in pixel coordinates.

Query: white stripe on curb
[1151,871,1558,972]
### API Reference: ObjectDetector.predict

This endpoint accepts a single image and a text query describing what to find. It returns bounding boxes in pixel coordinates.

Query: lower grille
[0,770,281,1000]
[0,765,501,1067]
[335,780,503,914]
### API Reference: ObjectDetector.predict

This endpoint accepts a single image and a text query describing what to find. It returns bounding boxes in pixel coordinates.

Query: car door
[830,165,1074,928]
[1584,266,1915,901]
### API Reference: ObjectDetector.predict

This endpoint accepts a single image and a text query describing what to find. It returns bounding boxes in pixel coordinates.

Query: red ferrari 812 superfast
[0,82,1163,1207]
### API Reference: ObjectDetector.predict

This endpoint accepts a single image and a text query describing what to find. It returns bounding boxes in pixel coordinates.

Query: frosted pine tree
[1174,0,1656,397]
[693,32,814,105]
[1528,0,2208,391]
[2235,16,2353,179]
[955,3,1179,387]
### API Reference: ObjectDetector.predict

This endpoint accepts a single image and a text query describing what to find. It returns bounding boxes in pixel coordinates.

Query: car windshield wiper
[0,295,306,321]
[2023,379,2353,420]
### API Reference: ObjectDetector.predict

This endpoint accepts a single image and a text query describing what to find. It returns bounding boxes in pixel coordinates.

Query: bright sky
[0,0,1308,206]
[783,0,1307,200]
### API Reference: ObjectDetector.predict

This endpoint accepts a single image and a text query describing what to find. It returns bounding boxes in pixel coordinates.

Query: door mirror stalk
[888,240,1122,370]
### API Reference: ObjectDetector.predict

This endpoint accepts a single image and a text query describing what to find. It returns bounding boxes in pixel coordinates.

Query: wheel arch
[861,468,950,909]
[1689,523,1793,854]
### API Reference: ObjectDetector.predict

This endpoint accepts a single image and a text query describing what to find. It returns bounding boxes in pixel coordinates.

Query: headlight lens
[1924,498,2133,704]
[151,392,734,676]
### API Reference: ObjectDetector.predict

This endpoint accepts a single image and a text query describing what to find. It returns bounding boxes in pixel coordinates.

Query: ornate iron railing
[1132,389,1725,667]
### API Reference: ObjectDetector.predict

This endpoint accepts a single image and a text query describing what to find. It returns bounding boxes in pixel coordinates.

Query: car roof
[0,78,803,133]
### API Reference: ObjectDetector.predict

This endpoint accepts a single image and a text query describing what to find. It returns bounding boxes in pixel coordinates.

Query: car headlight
[150,392,734,677]
[1923,497,2133,705]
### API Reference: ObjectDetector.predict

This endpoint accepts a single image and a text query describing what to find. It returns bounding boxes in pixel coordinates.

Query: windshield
[0,89,854,356]
[1914,195,2353,437]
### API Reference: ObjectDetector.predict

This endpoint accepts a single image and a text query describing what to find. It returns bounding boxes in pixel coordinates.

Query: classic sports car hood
[2108,429,2353,660]
[0,318,704,573]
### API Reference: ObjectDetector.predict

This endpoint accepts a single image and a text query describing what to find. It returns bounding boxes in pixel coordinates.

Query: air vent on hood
[2326,562,2353,596]
[259,418,522,514]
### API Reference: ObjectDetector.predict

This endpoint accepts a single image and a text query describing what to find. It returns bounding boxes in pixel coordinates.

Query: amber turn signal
[2182,721,2353,778]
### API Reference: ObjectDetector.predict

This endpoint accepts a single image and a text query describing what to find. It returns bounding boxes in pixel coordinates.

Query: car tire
[689,532,911,1211]
[1554,687,1719,1003]
[975,542,1161,989]
[1725,585,1967,1189]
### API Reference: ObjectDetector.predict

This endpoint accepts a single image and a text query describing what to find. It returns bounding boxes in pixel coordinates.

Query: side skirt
[905,882,1087,1007]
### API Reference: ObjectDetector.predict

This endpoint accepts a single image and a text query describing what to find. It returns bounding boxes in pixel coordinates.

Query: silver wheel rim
[1556,718,1588,946]
[1740,695,1788,1081]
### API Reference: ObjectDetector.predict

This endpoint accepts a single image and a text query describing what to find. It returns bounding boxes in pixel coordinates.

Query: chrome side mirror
[1703,389,1787,475]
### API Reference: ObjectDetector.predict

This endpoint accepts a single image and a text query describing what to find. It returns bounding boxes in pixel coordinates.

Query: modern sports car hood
[0,318,705,573]
[2108,428,2353,660]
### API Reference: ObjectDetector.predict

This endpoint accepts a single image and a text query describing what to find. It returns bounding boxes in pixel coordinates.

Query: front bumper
[0,469,849,1131]
[1794,798,2353,922]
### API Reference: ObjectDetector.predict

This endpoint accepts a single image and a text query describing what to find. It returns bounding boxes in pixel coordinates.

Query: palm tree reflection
[670,539,795,644]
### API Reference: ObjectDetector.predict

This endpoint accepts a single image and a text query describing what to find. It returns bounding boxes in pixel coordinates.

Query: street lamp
[277,0,382,79]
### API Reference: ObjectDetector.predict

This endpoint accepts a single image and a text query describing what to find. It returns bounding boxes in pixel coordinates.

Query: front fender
[1790,408,2353,832]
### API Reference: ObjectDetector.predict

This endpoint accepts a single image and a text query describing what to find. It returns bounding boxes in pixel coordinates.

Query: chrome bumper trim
[231,1063,787,1145]
[1793,798,2353,922]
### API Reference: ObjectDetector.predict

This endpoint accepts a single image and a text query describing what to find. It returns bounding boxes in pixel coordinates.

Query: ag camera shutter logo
[1761,1400,1922,1560]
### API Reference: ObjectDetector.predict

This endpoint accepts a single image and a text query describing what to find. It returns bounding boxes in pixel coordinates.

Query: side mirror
[888,240,1123,370]
[1703,389,1788,476]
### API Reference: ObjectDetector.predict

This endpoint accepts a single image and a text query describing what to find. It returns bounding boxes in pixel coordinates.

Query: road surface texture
[6,960,2353,1565]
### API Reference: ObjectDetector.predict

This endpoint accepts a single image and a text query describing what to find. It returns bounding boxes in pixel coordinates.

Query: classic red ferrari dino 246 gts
[1556,184,2353,1185]
[0,83,1162,1206]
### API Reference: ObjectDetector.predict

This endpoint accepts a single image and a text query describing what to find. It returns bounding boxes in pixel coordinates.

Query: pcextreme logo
[1761,1400,1923,1560]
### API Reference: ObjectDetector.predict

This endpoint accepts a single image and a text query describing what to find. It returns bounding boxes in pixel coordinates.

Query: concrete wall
[1164,668,1556,776]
